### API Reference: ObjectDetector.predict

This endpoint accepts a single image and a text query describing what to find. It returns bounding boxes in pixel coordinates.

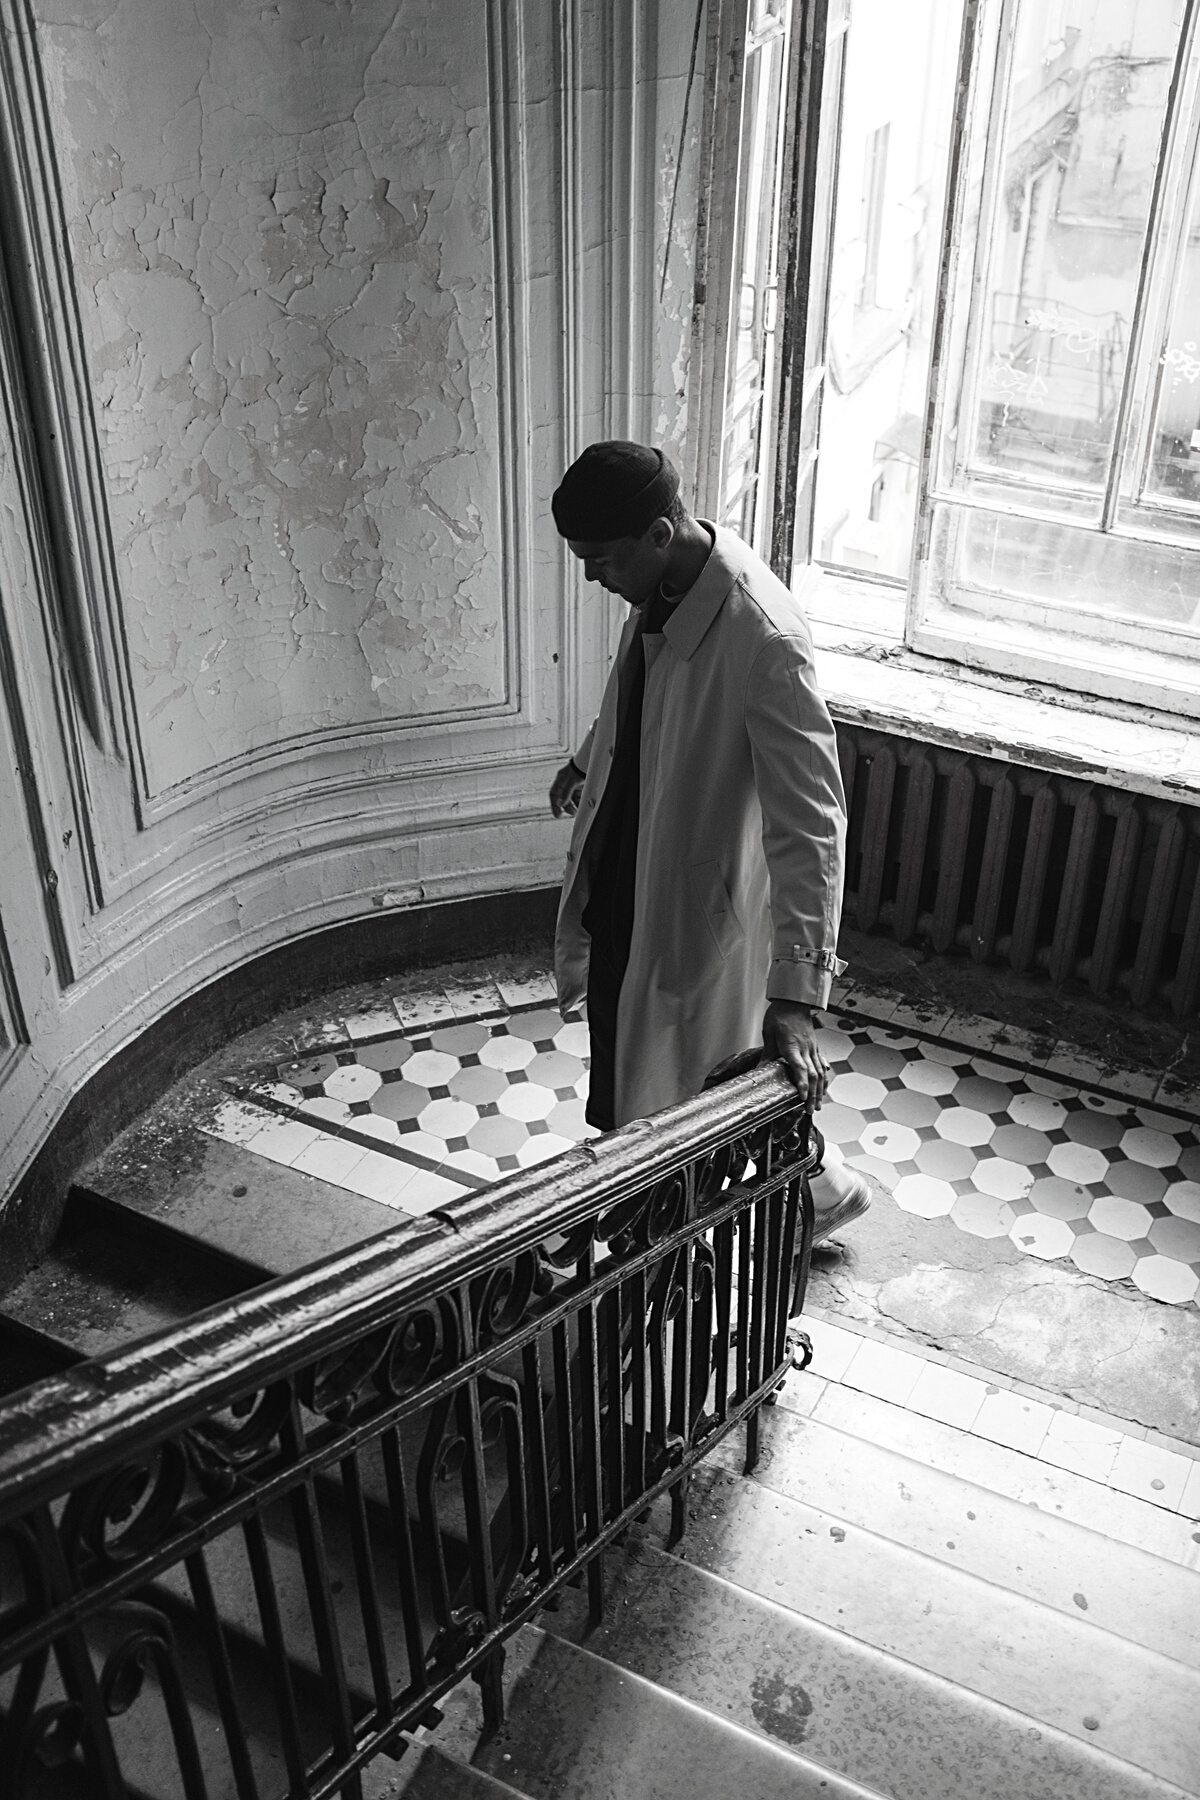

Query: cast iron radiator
[837,724,1200,1020]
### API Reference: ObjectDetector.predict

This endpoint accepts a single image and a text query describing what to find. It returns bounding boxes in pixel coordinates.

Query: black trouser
[584,934,622,1133]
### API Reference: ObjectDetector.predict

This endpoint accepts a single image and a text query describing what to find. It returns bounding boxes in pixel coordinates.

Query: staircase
[398,1375,1200,1800]
[3,1113,1198,1799]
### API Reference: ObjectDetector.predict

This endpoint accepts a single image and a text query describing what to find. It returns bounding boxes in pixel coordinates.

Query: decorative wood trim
[0,497,73,983]
[0,1,124,771]
[0,907,27,1049]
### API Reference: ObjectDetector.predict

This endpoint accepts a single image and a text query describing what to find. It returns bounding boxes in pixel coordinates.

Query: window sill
[801,567,1200,804]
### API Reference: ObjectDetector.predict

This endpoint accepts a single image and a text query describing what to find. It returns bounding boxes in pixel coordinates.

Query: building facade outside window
[721,0,1200,719]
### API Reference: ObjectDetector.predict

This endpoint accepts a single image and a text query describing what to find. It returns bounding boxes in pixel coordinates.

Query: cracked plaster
[39,0,507,792]
[810,1199,1200,1441]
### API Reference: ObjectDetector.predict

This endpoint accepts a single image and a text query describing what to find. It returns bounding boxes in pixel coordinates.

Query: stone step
[85,1126,420,1275]
[391,1740,533,1798]
[542,1534,1193,1800]
[0,1184,271,1360]
[466,1624,891,1800]
[780,1376,1200,1570]
[674,1456,1200,1791]
[708,1394,1200,1667]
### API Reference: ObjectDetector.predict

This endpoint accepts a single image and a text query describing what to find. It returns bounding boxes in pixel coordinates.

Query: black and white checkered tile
[205,997,1200,1305]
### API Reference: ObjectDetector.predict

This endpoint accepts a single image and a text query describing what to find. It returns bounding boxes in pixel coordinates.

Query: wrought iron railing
[0,1065,818,1800]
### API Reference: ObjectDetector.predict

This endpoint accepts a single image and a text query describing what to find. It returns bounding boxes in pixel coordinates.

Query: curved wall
[0,0,707,1231]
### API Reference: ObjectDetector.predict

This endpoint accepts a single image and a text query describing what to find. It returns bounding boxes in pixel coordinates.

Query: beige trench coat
[555,526,846,1126]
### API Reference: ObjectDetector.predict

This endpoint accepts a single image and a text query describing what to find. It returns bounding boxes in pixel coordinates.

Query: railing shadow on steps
[0,1064,819,1800]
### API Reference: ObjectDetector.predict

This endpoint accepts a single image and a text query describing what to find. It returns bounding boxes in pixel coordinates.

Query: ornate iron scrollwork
[472,1252,539,1345]
[10,1700,86,1796]
[98,1602,207,1800]
[0,1060,816,1799]
[185,1379,292,1494]
[60,1441,189,1582]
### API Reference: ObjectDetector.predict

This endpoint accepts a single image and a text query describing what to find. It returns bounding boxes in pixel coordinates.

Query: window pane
[1146,146,1200,511]
[721,10,790,553]
[946,504,1200,629]
[811,0,963,579]
[968,0,1186,492]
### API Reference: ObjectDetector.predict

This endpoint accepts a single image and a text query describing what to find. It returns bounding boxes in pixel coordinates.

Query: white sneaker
[809,1138,871,1244]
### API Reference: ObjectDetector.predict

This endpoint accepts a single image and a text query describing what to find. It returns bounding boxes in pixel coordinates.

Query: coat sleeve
[744,627,847,1008]
[573,721,597,773]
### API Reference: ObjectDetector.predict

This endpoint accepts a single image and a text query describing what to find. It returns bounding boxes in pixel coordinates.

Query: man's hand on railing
[763,999,829,1110]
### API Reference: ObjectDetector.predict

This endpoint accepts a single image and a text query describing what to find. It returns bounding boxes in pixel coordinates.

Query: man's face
[567,523,670,606]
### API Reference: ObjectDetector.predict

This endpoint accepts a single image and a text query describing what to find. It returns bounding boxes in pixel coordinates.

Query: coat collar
[661,522,746,662]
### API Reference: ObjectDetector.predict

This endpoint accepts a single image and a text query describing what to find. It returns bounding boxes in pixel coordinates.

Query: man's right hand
[550,759,585,818]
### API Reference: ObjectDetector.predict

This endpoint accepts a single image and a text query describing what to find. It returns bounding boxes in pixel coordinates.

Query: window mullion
[908,0,986,589]
[1101,0,1200,531]
[950,0,1023,496]
[767,0,848,578]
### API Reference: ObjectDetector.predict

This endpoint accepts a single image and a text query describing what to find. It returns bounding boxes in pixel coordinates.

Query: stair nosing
[508,1623,900,1800]
[779,1386,1200,1554]
[782,1380,1200,1566]
[697,1454,1200,1683]
[401,1737,534,1798]
[592,1536,1200,1800]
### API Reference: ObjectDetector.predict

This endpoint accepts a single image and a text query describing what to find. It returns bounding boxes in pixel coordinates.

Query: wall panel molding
[0,0,125,766]
[4,1,553,818]
[0,0,700,1214]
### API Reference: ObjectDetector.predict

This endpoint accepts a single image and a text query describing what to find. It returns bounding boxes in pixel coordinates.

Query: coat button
[588,797,596,808]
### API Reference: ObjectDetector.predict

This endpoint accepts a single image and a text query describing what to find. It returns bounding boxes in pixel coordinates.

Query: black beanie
[552,441,681,541]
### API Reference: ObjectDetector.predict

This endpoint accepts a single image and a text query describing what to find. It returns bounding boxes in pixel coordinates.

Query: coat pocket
[689,859,745,960]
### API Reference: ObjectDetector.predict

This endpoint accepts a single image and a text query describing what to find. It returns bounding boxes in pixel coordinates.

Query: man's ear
[647,516,675,552]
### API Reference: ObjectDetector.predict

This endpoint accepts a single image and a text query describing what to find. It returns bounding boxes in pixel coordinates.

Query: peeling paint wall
[40,0,507,793]
[0,0,714,1232]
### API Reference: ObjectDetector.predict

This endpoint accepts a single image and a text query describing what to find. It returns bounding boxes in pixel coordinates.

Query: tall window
[721,0,795,556]
[720,0,1200,718]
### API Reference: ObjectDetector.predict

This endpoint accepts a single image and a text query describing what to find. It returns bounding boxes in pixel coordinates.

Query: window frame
[906,0,1200,716]
[721,0,1200,721]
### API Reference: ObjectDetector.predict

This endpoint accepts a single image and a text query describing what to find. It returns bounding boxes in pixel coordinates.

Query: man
[548,440,869,1241]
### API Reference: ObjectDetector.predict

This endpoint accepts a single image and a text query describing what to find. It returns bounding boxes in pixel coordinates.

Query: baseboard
[0,886,559,1292]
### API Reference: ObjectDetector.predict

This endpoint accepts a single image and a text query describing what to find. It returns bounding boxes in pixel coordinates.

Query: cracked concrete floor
[808,1173,1200,1444]
[807,935,1200,1444]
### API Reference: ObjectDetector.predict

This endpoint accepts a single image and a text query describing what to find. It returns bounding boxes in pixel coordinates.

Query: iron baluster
[735,1207,752,1406]
[763,1190,785,1391]
[627,1267,648,1504]
[712,1218,734,1424]
[241,1512,310,1797]
[30,1504,126,1800]
[519,1338,556,1589]
[98,1600,209,1800]
[337,1450,392,1730]
[549,1320,579,1567]
[185,1547,261,1800]
[575,1247,605,1626]
[452,1305,504,1737]
[377,1427,429,1703]
[279,1405,360,1798]
[602,1284,626,1518]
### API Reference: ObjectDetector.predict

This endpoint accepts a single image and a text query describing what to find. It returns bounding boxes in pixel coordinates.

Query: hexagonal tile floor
[817,1017,1200,1307]
[204,999,1200,1307]
[206,1004,596,1220]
